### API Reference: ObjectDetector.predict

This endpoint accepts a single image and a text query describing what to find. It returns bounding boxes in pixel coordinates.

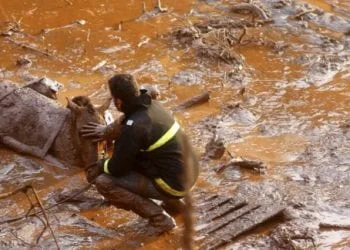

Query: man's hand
[85,160,104,183]
[80,122,108,142]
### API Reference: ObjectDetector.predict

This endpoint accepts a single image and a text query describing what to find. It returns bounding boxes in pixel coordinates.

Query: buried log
[174,91,210,111]
[0,185,60,249]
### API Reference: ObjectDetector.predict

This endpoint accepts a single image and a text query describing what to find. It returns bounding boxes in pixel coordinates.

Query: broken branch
[231,3,270,20]
[237,26,247,44]
[30,186,60,250]
[0,185,60,249]
[293,10,316,20]
[6,38,53,57]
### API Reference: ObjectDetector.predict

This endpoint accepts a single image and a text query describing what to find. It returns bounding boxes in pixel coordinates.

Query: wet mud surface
[1,0,350,249]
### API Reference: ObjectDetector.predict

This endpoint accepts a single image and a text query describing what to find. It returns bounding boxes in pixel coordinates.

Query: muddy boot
[149,211,176,234]
[161,199,185,216]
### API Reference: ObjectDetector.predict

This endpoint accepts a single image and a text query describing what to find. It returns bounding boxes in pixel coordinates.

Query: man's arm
[103,122,146,176]
[80,115,125,142]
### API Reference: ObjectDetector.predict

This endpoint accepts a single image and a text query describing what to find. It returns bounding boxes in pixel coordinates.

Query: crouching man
[82,74,199,233]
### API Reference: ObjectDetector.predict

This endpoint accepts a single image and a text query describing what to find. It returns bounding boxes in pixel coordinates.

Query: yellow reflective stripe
[103,158,110,174]
[146,121,180,151]
[155,178,185,197]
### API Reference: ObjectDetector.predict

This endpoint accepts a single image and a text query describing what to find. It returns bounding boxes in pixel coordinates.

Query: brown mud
[1,0,350,249]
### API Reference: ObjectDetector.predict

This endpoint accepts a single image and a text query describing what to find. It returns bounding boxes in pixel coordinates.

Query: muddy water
[1,0,350,249]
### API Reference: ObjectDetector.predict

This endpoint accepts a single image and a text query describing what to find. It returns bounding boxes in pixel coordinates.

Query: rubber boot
[161,199,186,216]
[95,175,176,233]
[148,211,176,234]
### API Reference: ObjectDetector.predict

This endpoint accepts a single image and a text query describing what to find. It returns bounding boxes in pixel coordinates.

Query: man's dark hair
[108,74,139,103]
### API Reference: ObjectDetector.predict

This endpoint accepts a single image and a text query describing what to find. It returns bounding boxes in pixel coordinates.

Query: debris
[319,222,350,230]
[231,3,270,20]
[86,28,91,41]
[16,55,32,67]
[137,36,151,48]
[0,185,60,249]
[40,20,87,35]
[174,91,210,111]
[237,26,247,44]
[156,0,168,13]
[142,0,146,13]
[215,157,266,174]
[204,137,226,160]
[99,44,130,54]
[293,9,317,20]
[6,38,53,57]
[92,60,107,71]
[237,87,245,96]
[195,194,285,249]
[76,19,87,25]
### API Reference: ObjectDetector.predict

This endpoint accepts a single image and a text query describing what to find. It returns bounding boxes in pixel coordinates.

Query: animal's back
[0,81,18,101]
[0,87,68,157]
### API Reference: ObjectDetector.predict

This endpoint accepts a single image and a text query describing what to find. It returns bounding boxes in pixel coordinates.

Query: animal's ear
[95,97,112,114]
[66,97,81,113]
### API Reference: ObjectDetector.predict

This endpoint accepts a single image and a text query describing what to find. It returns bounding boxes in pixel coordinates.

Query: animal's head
[140,84,160,100]
[66,96,111,166]
[27,78,63,100]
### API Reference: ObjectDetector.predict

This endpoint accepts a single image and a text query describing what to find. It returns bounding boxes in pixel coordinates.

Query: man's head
[108,74,139,111]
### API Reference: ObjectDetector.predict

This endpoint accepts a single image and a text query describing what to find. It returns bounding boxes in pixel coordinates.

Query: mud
[1,0,350,249]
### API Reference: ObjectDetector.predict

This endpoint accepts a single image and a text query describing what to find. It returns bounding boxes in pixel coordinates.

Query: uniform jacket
[105,93,199,195]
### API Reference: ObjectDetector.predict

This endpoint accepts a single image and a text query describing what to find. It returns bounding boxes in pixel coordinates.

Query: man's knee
[94,174,139,205]
[94,174,115,196]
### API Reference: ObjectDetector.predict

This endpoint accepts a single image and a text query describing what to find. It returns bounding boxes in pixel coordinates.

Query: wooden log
[174,91,210,111]
[319,222,350,230]
[215,158,265,173]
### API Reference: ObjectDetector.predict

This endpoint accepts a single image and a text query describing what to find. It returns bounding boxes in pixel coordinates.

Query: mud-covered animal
[140,84,160,100]
[0,78,62,101]
[25,77,63,100]
[0,83,110,168]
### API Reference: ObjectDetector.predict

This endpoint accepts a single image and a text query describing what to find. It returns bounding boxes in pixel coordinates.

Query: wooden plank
[197,203,260,235]
[199,200,248,223]
[196,196,233,213]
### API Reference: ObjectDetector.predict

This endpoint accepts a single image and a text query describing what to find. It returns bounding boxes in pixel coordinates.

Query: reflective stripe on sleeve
[144,121,180,152]
[103,158,111,174]
[155,177,185,197]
